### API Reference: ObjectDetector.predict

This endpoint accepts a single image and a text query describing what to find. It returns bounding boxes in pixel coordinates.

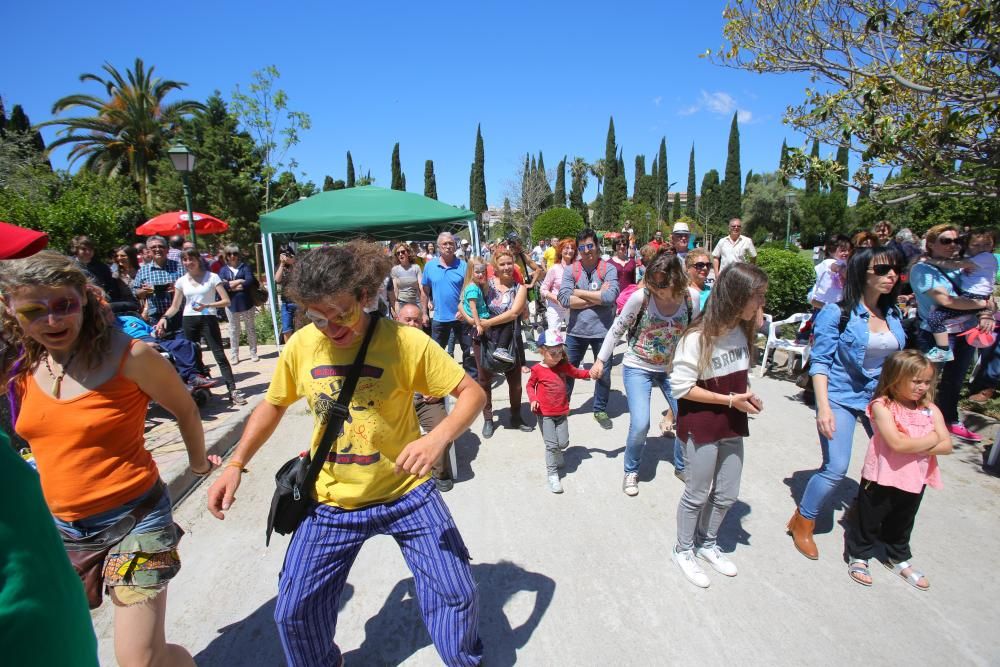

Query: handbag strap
[302,312,381,486]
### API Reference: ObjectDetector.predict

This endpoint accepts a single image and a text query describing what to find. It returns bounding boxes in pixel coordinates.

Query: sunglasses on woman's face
[396,251,408,256]
[937,237,958,246]
[14,297,83,323]
[692,262,711,271]
[870,263,903,276]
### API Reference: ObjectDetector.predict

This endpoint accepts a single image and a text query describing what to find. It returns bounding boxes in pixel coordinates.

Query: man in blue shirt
[421,232,475,377]
[132,235,184,332]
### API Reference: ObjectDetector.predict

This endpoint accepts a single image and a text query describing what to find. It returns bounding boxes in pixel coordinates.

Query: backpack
[572,259,609,285]
[626,287,694,348]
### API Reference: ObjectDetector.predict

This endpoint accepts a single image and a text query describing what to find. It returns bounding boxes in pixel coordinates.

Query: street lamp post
[784,191,797,249]
[645,211,651,243]
[168,144,198,245]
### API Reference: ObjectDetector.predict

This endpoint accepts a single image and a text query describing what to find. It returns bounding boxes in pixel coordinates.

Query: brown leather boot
[787,508,819,560]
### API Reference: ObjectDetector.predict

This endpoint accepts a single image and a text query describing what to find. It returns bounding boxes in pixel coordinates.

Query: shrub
[756,247,815,319]
[531,207,584,244]
[239,308,278,345]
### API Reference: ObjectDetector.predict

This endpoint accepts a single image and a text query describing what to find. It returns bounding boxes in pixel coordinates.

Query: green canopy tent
[258,186,478,345]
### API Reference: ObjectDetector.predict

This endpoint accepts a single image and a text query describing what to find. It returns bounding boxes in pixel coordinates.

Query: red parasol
[0,221,49,259]
[136,211,229,236]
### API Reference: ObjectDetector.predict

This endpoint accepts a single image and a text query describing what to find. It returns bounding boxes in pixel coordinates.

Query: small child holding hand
[526,330,590,494]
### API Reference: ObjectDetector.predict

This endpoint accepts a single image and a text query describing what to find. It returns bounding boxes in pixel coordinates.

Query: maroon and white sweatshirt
[670,328,751,445]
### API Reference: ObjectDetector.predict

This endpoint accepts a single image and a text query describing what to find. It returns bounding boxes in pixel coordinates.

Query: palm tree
[590,159,606,195]
[41,58,204,207]
[570,157,589,192]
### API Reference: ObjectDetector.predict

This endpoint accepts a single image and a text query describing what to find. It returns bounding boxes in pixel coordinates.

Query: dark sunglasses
[226,252,239,257]
[579,243,596,251]
[936,237,958,246]
[692,262,711,271]
[395,251,408,256]
[871,263,903,276]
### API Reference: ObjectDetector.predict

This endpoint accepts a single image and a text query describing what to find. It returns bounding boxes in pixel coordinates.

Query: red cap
[0,221,49,259]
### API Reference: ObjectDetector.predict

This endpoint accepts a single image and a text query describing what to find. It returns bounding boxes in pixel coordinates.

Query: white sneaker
[672,547,711,588]
[547,473,563,494]
[622,472,639,496]
[696,545,738,577]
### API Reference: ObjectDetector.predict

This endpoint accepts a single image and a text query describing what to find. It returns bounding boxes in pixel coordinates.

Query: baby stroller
[115,314,219,407]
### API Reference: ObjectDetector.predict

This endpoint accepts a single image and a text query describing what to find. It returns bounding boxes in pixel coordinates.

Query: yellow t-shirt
[543,246,557,269]
[265,318,466,509]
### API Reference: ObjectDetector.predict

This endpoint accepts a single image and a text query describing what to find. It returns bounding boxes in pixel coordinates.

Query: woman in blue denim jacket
[787,247,907,560]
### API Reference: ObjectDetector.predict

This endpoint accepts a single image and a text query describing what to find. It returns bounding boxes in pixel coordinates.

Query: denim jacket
[808,302,906,410]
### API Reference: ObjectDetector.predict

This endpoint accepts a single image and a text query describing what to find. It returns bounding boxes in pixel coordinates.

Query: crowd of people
[0,215,997,665]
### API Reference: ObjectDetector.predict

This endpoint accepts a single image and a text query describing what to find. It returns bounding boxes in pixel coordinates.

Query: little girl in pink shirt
[845,350,953,590]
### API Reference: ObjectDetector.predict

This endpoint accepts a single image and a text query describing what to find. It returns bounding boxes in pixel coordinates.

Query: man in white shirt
[712,218,757,275]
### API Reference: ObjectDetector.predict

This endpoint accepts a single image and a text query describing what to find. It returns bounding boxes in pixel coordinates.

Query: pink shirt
[862,398,942,494]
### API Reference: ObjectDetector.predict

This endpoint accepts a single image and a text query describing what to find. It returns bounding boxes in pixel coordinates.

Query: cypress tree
[699,169,723,235]
[553,157,567,208]
[600,117,626,228]
[805,139,821,194]
[538,151,553,209]
[745,170,754,190]
[470,124,487,216]
[322,175,335,191]
[686,144,697,219]
[651,157,659,191]
[634,155,646,201]
[672,192,681,221]
[779,139,789,185]
[391,142,404,190]
[522,154,531,205]
[657,137,668,219]
[833,144,850,205]
[346,151,356,187]
[721,112,742,221]
[401,173,406,191]
[569,158,588,220]
[7,104,30,133]
[424,160,438,200]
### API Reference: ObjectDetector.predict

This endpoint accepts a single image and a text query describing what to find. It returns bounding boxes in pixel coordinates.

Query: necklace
[43,349,79,399]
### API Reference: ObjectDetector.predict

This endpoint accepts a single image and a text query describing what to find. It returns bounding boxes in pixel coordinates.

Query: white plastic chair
[758,312,812,377]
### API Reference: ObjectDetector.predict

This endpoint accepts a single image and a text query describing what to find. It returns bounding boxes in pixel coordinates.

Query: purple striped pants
[274,481,482,666]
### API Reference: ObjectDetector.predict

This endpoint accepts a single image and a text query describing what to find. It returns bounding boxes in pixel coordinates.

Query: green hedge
[756,247,815,319]
[531,207,584,244]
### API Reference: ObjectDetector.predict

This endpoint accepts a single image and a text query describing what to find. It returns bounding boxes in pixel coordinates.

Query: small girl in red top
[845,350,952,590]
[526,329,590,493]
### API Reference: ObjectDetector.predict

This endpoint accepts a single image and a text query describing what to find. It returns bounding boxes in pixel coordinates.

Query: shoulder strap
[627,289,651,344]
[572,261,582,282]
[921,262,965,296]
[303,313,381,485]
[836,302,851,334]
[597,260,608,281]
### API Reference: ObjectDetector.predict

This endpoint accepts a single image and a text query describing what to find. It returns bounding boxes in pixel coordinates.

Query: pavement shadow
[453,429,482,483]
[561,443,625,474]
[716,500,752,552]
[341,560,555,667]
[783,470,860,535]
[194,584,355,666]
[637,435,675,483]
[568,390,628,419]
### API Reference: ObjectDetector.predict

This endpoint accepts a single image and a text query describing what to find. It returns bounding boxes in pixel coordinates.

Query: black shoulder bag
[266,312,380,546]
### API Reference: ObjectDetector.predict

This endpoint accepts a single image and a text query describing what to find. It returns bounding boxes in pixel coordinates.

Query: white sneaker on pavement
[547,473,563,494]
[673,547,711,588]
[622,472,639,496]
[696,545,738,577]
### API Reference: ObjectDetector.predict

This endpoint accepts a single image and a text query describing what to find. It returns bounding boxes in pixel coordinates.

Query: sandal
[847,558,872,587]
[883,559,929,591]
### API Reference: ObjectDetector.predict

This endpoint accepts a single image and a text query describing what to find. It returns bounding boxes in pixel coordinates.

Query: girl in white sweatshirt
[669,263,768,588]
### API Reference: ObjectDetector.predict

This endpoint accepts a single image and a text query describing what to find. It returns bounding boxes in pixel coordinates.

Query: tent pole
[470,218,481,257]
[262,233,283,350]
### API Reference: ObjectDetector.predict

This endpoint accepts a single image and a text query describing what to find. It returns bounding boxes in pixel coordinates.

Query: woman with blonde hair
[1,250,217,667]
[390,242,424,318]
[685,249,712,317]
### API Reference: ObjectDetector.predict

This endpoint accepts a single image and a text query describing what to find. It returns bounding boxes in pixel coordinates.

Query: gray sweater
[558,260,620,338]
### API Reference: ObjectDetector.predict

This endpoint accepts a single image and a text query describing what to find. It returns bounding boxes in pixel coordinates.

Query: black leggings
[182,315,236,391]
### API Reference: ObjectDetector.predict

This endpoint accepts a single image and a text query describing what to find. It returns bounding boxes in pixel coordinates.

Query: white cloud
[679,90,754,123]
[653,95,663,107]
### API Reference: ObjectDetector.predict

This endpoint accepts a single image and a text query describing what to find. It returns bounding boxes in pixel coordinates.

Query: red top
[526,360,590,416]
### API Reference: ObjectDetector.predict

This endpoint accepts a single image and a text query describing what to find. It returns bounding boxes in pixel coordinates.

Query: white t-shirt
[811,259,845,304]
[962,252,998,296]
[175,272,222,316]
[712,235,757,272]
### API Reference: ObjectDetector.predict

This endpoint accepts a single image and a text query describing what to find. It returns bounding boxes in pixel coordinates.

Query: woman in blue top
[788,247,906,560]
[218,244,259,364]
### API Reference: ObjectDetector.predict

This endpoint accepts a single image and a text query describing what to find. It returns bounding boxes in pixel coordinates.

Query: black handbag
[265,313,380,546]
[480,318,519,375]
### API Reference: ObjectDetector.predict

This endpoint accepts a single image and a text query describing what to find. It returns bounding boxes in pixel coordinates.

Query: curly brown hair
[286,241,392,305]
[0,250,114,396]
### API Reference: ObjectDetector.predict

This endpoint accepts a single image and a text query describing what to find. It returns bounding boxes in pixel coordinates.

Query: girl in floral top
[845,350,953,590]
[592,252,693,497]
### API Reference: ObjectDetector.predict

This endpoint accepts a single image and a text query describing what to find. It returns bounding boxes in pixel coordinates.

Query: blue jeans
[798,402,872,520]
[281,301,298,334]
[916,328,976,423]
[565,335,611,413]
[621,365,683,473]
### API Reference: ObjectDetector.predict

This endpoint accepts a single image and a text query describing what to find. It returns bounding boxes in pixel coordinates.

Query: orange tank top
[15,340,159,520]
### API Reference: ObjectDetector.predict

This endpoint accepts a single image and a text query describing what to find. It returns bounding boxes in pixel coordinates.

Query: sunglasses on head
[692,262,711,270]
[871,263,903,276]
[14,297,83,323]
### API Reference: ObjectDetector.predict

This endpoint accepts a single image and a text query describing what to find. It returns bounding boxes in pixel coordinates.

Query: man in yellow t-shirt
[543,236,558,269]
[208,243,486,666]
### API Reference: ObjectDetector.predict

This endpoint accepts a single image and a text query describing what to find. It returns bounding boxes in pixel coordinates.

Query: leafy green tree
[805,140,821,195]
[633,155,645,202]
[600,117,626,229]
[0,97,7,137]
[7,105,47,159]
[470,124,487,216]
[755,247,815,318]
[424,159,438,200]
[323,175,335,191]
[357,170,374,186]
[721,112,742,221]
[500,197,514,238]
[532,207,584,244]
[332,179,345,190]
[634,175,658,212]
[230,65,311,212]
[741,173,801,243]
[553,156,567,208]
[346,151,356,187]
[686,144,697,218]
[41,58,203,208]
[390,142,404,190]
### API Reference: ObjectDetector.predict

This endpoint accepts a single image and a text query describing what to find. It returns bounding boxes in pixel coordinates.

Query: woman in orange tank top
[1,251,219,667]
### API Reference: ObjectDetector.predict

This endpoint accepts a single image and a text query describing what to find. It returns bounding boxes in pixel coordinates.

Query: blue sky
[4,0,822,210]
